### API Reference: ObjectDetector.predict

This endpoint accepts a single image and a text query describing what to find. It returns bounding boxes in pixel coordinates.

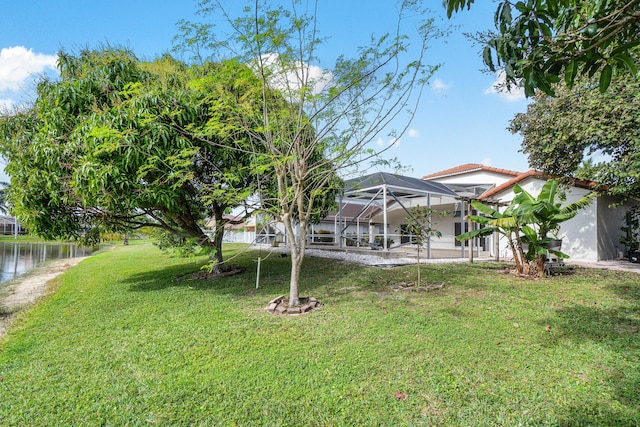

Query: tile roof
[421,163,522,180]
[479,170,598,200]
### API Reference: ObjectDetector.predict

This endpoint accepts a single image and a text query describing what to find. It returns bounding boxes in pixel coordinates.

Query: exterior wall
[430,170,516,187]
[490,178,600,261]
[223,229,255,243]
[506,181,640,262]
[560,190,598,261]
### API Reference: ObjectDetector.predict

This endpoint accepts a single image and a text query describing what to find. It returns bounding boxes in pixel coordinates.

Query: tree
[509,71,640,201]
[0,48,263,272]
[458,179,593,277]
[177,0,443,306]
[0,182,9,215]
[513,179,594,274]
[403,206,445,286]
[444,0,640,95]
[458,199,529,274]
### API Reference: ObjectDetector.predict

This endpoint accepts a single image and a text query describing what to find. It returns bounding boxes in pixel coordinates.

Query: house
[205,215,256,243]
[235,164,638,262]
[422,164,639,262]
[320,164,638,262]
[336,172,460,252]
[0,216,24,236]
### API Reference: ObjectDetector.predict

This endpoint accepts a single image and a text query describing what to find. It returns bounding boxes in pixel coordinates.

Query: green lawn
[0,235,54,243]
[0,242,638,426]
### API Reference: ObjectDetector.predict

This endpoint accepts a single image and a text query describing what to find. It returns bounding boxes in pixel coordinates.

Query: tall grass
[0,242,638,426]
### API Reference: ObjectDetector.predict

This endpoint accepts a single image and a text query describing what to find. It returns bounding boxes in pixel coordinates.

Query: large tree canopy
[508,71,640,200]
[176,0,442,306]
[444,0,640,95]
[0,48,266,269]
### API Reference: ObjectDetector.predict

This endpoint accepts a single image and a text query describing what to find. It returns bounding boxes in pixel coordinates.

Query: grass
[0,241,638,426]
[0,234,102,244]
[0,235,53,243]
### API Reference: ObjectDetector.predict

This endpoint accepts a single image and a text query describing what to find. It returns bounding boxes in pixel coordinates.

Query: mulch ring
[266,295,322,315]
[391,281,444,292]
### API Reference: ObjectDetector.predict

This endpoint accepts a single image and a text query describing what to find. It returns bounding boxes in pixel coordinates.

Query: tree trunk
[283,213,305,307]
[282,214,304,307]
[210,204,226,274]
[416,246,421,287]
[289,249,302,307]
[536,255,545,277]
[508,231,523,274]
[514,234,525,273]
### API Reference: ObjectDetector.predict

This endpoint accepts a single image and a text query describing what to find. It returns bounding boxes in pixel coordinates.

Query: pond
[0,241,93,285]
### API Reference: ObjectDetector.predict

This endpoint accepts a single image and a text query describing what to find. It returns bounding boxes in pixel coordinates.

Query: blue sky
[0,0,531,181]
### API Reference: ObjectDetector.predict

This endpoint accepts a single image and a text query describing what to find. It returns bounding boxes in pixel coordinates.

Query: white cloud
[408,129,420,138]
[484,70,526,102]
[0,98,15,111]
[481,157,492,166]
[430,78,452,95]
[0,46,58,92]
[376,137,399,148]
[259,52,333,96]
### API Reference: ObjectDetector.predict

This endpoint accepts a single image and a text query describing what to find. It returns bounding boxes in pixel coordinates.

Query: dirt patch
[189,265,243,280]
[0,257,87,341]
[174,265,244,282]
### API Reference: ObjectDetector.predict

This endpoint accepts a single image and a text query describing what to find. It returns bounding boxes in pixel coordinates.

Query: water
[0,242,93,285]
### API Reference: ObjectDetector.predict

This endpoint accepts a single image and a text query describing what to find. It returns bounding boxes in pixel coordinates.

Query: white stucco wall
[491,178,600,261]
[430,170,517,187]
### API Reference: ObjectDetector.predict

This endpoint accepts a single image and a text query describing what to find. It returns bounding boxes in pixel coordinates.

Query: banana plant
[458,179,594,277]
[457,200,529,275]
[512,180,594,273]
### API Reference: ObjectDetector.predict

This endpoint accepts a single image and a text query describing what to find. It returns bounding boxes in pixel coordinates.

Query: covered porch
[309,172,492,260]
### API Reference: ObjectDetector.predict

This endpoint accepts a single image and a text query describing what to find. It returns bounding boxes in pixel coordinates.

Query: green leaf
[521,225,538,242]
[564,60,578,87]
[482,46,495,71]
[610,40,640,57]
[500,2,512,25]
[456,227,492,242]
[514,1,528,13]
[599,64,612,92]
[471,200,499,217]
[539,22,552,38]
[612,54,638,75]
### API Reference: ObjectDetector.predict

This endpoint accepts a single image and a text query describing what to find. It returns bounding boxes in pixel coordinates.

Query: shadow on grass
[123,253,329,298]
[608,280,640,303]
[539,302,640,425]
[554,405,640,427]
